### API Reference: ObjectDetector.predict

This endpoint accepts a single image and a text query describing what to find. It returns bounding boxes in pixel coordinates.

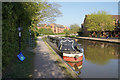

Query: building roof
[112,15,120,19]
[55,24,64,28]
[37,23,68,28]
[52,23,64,28]
[38,24,45,27]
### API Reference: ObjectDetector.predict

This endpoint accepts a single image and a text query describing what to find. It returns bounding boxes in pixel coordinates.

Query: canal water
[68,39,120,78]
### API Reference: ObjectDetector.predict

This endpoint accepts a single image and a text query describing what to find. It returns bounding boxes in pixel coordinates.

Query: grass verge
[3,48,35,78]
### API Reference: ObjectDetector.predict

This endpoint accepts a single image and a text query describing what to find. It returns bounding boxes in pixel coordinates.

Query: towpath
[33,37,66,78]
[77,37,120,44]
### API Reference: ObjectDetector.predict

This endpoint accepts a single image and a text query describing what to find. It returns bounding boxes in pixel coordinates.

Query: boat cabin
[58,38,76,52]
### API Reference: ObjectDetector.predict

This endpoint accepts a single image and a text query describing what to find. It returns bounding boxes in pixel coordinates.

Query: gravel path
[33,37,66,78]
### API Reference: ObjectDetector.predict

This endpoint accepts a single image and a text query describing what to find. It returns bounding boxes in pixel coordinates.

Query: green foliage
[70,35,76,38]
[2,3,31,69]
[54,33,65,35]
[37,28,54,35]
[64,29,70,37]
[85,11,115,31]
[64,29,68,33]
[70,24,80,34]
[2,2,62,75]
[2,50,35,78]
[30,2,62,36]
[37,2,62,24]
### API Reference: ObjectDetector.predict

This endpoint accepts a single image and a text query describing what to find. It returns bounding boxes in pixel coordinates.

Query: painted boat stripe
[63,53,83,57]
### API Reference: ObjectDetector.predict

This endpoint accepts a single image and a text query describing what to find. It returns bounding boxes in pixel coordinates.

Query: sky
[54,2,118,27]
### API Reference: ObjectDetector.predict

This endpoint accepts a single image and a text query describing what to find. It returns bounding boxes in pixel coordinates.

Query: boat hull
[67,60,83,67]
[63,53,83,62]
[67,61,83,71]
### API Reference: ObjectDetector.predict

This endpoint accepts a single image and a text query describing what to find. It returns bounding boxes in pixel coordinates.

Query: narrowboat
[58,38,84,62]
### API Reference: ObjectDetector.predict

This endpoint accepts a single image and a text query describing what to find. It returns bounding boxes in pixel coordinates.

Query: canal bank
[42,35,119,78]
[43,37,79,78]
[72,36,120,44]
[33,37,78,78]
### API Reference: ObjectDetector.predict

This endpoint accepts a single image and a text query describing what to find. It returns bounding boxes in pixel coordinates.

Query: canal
[47,37,119,78]
[74,39,120,78]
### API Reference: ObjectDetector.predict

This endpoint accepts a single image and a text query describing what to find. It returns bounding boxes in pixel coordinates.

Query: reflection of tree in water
[85,46,115,65]
[77,39,120,65]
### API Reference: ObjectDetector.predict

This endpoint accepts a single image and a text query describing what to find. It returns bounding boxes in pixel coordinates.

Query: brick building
[81,15,120,37]
[37,23,69,33]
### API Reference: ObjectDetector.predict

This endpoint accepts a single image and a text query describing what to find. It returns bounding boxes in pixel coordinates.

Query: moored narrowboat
[58,38,84,62]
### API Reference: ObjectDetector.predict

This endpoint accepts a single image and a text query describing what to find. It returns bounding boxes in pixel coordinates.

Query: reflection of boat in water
[58,38,84,62]
[67,60,83,75]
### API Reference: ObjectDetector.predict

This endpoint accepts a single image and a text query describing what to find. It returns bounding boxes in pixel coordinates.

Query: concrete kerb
[43,38,79,78]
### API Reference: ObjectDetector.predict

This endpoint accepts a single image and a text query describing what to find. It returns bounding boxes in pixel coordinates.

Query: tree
[37,28,54,35]
[37,2,62,24]
[64,29,70,37]
[31,2,62,36]
[2,2,62,72]
[85,11,115,32]
[70,24,80,36]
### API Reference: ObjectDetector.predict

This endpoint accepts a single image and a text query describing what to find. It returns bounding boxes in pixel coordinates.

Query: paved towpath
[33,37,66,78]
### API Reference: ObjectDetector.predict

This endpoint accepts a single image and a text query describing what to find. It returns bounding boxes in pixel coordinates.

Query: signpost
[17,52,25,61]
[17,26,25,61]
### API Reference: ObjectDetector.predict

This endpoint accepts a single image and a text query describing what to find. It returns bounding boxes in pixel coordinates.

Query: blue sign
[17,52,25,61]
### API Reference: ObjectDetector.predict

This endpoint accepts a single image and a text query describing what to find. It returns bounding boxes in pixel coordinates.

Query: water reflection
[67,60,83,75]
[77,39,120,65]
[64,39,120,78]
